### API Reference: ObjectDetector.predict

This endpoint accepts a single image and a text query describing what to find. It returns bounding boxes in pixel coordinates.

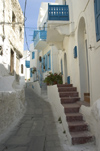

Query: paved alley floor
[0,87,97,151]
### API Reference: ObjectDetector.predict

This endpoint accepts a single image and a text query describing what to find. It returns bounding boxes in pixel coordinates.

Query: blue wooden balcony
[33,30,47,49]
[48,4,69,21]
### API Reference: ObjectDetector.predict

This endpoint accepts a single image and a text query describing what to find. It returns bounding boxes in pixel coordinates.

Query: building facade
[0,0,25,141]
[0,0,24,83]
[33,0,100,150]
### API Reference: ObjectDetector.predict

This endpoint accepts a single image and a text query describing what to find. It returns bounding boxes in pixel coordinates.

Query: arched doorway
[64,53,67,83]
[78,17,90,101]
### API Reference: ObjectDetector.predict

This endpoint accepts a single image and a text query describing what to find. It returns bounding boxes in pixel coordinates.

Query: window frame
[32,52,35,59]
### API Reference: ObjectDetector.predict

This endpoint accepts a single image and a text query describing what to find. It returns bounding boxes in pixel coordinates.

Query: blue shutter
[61,59,63,75]
[67,76,70,84]
[94,0,100,41]
[25,61,30,68]
[74,46,77,58]
[32,52,35,59]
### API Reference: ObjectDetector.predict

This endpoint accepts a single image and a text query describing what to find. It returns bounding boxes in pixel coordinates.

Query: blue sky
[18,0,55,50]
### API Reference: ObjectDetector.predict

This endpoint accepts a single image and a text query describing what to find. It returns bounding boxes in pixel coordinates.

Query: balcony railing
[33,30,47,48]
[48,4,69,21]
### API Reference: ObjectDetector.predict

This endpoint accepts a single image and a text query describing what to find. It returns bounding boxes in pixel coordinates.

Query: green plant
[58,117,62,124]
[44,72,63,85]
[63,130,66,134]
[58,117,61,122]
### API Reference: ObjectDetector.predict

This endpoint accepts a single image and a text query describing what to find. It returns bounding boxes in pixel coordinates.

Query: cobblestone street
[0,88,97,151]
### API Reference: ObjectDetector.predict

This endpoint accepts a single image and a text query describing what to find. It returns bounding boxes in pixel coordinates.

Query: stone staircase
[57,84,93,145]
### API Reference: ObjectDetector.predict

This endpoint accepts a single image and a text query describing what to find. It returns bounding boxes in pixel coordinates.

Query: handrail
[48,4,69,21]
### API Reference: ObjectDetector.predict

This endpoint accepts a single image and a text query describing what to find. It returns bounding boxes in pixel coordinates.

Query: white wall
[32,81,41,96]
[48,85,72,144]
[80,99,100,151]
[30,43,38,82]
[41,45,60,80]
[59,0,100,104]
[0,88,26,142]
[23,50,30,81]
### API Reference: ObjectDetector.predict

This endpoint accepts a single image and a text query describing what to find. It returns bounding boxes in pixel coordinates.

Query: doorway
[64,53,67,83]
[10,49,14,75]
[78,17,90,101]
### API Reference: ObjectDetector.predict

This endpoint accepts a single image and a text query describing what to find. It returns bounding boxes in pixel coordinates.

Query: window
[32,52,35,59]
[30,68,33,77]
[12,11,16,30]
[94,0,100,41]
[0,46,3,55]
[19,27,22,39]
[10,49,14,75]
[74,46,77,58]
[47,51,51,71]
[25,61,30,68]
[43,56,45,71]
[21,64,23,74]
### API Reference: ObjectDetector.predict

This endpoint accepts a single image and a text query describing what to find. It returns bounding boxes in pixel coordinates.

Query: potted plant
[44,72,62,85]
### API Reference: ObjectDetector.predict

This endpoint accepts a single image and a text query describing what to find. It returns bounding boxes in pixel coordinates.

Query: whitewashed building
[0,0,25,141]
[33,0,100,150]
[23,50,30,82]
[30,43,38,82]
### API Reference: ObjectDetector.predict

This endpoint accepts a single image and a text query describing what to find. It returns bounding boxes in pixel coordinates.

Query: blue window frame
[47,51,51,71]
[32,52,35,59]
[30,68,33,77]
[25,61,30,68]
[94,0,100,41]
[74,46,77,58]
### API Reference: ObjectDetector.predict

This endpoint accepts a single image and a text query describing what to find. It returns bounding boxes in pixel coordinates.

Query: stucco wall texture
[0,88,26,141]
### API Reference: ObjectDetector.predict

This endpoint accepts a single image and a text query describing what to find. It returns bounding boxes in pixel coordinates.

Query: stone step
[66,113,83,122]
[58,87,77,92]
[71,131,93,145]
[57,84,73,87]
[59,92,78,97]
[68,121,88,132]
[61,97,80,104]
[63,103,80,113]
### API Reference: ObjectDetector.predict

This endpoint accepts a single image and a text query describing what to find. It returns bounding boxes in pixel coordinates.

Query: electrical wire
[24,0,30,51]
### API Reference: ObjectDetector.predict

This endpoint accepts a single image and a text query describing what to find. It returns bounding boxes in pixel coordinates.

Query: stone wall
[0,88,26,141]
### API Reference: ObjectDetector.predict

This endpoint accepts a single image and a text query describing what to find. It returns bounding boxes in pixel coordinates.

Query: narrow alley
[0,87,96,151]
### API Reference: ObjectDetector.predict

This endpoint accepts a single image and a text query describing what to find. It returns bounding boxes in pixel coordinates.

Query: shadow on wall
[0,63,25,91]
[0,63,26,142]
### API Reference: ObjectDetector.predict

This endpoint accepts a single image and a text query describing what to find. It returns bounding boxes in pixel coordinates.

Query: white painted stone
[80,98,100,151]
[47,85,72,145]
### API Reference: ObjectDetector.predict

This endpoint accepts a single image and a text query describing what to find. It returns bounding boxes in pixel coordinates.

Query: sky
[18,0,55,50]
